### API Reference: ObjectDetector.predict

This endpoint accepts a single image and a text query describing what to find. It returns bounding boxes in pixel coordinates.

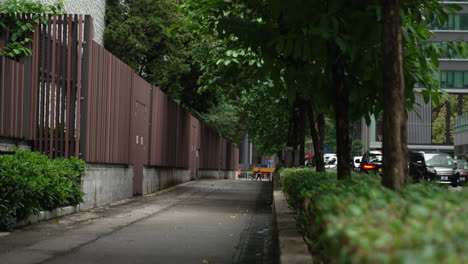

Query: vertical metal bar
[75,15,83,157]
[22,23,32,139]
[49,16,57,158]
[54,15,62,157]
[5,59,11,136]
[98,44,104,162]
[87,42,94,162]
[80,15,92,160]
[39,21,46,153]
[7,59,13,136]
[115,62,121,163]
[10,57,16,136]
[148,85,154,164]
[93,42,99,162]
[128,65,135,164]
[59,15,67,156]
[18,59,24,138]
[92,42,98,162]
[70,14,78,157]
[31,22,40,143]
[65,14,73,158]
[44,18,52,156]
[110,59,115,163]
[105,48,111,162]
[101,46,107,162]
[111,57,116,163]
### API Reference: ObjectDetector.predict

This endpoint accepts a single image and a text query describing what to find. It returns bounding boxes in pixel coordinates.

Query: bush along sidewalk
[280,168,468,263]
[0,149,87,231]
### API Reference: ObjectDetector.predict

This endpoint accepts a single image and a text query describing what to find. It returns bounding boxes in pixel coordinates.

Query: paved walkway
[0,180,274,264]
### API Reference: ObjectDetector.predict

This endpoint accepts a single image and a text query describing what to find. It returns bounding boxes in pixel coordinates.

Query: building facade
[362,1,468,155]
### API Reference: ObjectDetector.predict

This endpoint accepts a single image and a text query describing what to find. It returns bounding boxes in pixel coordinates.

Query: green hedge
[0,149,87,230]
[280,168,468,263]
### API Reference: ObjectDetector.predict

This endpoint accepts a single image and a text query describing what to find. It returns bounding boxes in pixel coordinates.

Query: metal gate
[131,75,151,196]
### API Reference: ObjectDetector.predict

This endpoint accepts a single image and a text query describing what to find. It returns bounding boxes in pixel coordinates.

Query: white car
[353,156,363,170]
[324,154,337,169]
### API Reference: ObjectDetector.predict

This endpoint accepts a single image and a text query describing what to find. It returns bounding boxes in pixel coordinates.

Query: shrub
[0,149,87,230]
[280,168,468,263]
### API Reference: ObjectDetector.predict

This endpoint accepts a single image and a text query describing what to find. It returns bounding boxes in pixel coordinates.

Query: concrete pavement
[0,180,274,264]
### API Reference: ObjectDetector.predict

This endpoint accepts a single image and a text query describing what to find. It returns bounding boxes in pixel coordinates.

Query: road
[0,180,274,264]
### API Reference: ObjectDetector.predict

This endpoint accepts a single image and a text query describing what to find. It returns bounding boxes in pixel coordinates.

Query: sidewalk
[0,180,274,264]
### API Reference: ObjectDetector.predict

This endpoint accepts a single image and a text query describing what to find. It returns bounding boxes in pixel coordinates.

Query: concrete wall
[81,164,133,210]
[142,167,191,195]
[0,0,107,45]
[199,170,237,180]
[0,138,31,151]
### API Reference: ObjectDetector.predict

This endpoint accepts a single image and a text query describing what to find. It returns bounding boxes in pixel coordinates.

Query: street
[0,180,274,264]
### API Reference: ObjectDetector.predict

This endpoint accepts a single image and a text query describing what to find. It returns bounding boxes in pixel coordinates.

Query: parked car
[409,152,456,184]
[454,159,468,185]
[353,156,363,171]
[304,153,337,169]
[359,150,383,175]
[324,153,337,169]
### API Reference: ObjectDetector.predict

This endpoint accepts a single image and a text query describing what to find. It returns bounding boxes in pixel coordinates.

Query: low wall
[142,167,191,195]
[0,138,31,151]
[80,164,133,210]
[199,170,237,180]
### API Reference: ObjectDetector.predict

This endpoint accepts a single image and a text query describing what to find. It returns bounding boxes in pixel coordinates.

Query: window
[423,41,467,59]
[464,72,468,88]
[430,14,468,31]
[440,72,468,89]
[424,154,454,167]
[415,71,468,89]
[455,72,463,88]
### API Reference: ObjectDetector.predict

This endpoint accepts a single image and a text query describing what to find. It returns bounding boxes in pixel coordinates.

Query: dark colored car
[454,159,468,185]
[409,152,456,184]
[358,150,383,175]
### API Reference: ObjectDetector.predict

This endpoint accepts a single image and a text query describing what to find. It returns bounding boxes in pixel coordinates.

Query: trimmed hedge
[280,168,468,263]
[0,149,87,230]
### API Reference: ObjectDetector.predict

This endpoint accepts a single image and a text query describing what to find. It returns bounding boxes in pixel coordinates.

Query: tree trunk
[285,115,294,168]
[292,102,300,167]
[299,101,306,166]
[285,107,297,167]
[381,0,408,189]
[306,99,325,172]
[330,42,351,180]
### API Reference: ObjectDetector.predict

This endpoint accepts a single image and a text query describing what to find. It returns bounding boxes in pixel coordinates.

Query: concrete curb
[273,189,313,264]
[14,205,80,228]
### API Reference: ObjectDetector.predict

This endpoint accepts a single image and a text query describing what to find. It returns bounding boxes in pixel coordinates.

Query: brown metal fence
[0,14,92,158]
[199,123,233,170]
[149,87,191,168]
[38,15,92,158]
[0,14,238,172]
[0,57,25,139]
[85,41,133,164]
